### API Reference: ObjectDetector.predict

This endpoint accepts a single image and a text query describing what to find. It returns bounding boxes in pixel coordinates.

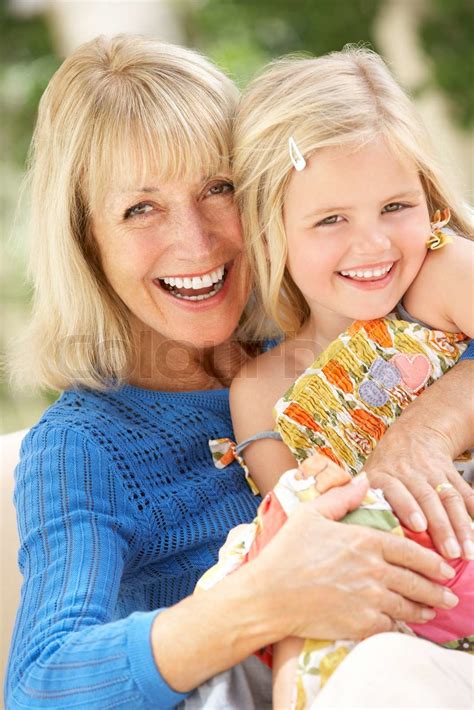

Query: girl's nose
[352,227,392,254]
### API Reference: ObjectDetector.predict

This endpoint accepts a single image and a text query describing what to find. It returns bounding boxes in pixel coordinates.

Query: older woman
[5,35,473,709]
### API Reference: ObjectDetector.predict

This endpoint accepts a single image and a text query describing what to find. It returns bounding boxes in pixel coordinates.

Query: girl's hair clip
[288,136,306,171]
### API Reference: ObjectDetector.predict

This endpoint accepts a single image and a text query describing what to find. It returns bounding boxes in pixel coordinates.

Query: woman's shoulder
[20,385,145,460]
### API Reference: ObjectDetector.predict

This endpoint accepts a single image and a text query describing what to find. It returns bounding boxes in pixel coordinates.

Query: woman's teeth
[158,265,226,300]
[339,264,393,280]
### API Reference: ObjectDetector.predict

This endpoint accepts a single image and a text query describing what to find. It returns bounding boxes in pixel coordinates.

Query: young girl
[199,48,474,709]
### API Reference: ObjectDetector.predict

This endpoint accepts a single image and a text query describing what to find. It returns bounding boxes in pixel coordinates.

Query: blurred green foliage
[419,0,474,129]
[186,0,383,86]
[0,2,60,165]
[1,4,60,432]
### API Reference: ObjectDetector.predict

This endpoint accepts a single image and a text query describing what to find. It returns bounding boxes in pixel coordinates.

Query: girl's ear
[426,208,453,251]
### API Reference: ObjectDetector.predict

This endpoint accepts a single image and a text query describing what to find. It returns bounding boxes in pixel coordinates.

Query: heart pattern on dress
[391,353,432,392]
[359,354,432,407]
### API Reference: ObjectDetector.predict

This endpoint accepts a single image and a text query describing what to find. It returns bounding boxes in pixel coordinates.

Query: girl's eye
[316,214,343,226]
[383,202,405,213]
[124,202,153,219]
[206,181,234,197]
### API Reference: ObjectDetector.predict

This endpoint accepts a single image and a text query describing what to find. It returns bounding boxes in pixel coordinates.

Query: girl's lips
[337,262,397,290]
[153,259,235,311]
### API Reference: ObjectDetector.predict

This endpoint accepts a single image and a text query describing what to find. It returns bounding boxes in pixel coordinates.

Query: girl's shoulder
[230,337,314,414]
[403,233,473,335]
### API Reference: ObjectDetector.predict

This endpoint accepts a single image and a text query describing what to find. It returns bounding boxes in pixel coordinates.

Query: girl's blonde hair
[234,46,473,339]
[13,34,240,391]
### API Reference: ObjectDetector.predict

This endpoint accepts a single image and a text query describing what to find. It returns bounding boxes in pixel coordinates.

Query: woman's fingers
[380,590,437,626]
[448,468,474,517]
[368,464,474,560]
[370,471,427,532]
[405,477,473,561]
[380,528,456,590]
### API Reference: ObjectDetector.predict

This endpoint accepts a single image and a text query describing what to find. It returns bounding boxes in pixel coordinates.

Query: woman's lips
[153,260,235,309]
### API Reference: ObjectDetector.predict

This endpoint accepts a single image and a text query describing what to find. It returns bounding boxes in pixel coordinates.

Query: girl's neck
[297,311,353,353]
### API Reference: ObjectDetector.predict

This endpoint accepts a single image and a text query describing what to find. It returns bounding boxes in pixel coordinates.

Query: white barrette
[288,136,306,171]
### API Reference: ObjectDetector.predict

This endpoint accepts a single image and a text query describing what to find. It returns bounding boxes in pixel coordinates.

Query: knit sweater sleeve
[460,339,474,359]
[5,425,189,710]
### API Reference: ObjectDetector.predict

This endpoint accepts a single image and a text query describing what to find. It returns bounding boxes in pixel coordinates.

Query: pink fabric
[402,528,474,644]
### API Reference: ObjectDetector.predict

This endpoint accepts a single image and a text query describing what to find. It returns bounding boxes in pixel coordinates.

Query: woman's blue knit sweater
[5,384,260,709]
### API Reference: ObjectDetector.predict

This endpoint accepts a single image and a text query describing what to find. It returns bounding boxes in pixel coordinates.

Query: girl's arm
[229,350,299,495]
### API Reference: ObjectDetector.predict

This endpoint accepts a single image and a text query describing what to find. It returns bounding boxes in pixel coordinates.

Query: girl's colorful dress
[203,314,473,710]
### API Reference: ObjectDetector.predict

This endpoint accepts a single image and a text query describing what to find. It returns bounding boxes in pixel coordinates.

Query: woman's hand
[361,358,474,561]
[250,475,458,643]
[364,420,474,561]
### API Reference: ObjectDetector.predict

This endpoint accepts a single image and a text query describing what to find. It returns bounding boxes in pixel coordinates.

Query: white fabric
[178,655,272,710]
[313,633,474,709]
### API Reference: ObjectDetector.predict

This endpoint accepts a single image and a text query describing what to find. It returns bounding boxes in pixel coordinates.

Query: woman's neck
[126,328,255,392]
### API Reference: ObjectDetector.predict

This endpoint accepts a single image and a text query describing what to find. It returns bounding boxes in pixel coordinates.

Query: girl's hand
[251,475,458,643]
[363,422,474,561]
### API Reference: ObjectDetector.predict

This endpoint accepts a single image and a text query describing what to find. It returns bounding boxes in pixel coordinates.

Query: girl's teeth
[340,264,392,279]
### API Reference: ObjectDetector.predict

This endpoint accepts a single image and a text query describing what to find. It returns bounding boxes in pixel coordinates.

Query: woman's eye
[206,181,234,197]
[383,202,405,213]
[124,202,153,219]
[316,214,343,226]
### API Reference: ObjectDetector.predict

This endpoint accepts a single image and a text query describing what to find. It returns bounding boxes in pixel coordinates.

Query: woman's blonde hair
[234,46,473,339]
[13,34,240,391]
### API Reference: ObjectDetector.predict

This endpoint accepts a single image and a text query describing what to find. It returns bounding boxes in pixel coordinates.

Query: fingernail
[443,537,461,559]
[442,590,459,608]
[462,539,474,561]
[420,608,436,621]
[440,562,456,580]
[351,472,367,484]
[408,512,427,532]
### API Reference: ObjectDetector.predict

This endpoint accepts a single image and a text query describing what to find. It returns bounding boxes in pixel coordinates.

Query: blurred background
[1,0,473,434]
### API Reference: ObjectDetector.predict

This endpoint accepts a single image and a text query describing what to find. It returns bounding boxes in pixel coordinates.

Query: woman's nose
[173,204,214,257]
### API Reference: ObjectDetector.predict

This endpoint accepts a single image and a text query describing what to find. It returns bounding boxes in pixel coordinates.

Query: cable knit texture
[460,339,474,359]
[5,384,260,709]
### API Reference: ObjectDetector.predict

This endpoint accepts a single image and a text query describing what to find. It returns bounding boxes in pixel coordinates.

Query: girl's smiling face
[283,137,431,339]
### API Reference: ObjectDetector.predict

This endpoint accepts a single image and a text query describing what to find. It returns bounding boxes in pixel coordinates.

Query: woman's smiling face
[92,171,248,351]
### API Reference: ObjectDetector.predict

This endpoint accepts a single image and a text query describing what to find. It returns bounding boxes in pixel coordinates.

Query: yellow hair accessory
[426,208,453,250]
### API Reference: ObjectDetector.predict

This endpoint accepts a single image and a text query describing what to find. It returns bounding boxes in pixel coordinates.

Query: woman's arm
[151,476,459,693]
[364,358,474,560]
[367,238,474,560]
[6,426,189,710]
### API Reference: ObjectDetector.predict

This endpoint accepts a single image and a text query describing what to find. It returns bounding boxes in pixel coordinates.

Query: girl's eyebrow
[302,189,424,221]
